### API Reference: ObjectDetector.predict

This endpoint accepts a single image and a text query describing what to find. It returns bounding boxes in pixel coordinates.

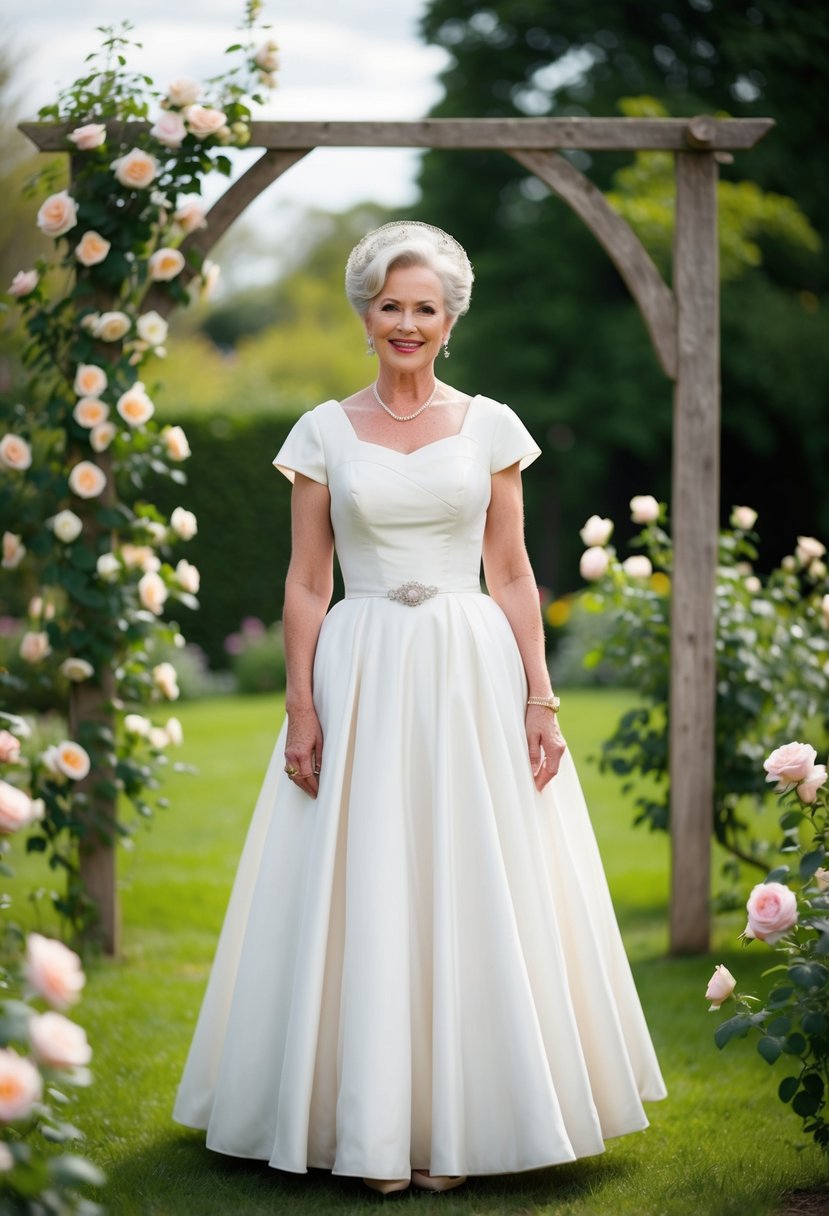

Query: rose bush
[0,1,278,937]
[710,745,829,1154]
[564,498,829,881]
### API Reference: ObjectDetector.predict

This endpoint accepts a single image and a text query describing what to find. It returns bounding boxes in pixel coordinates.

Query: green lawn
[7,690,829,1215]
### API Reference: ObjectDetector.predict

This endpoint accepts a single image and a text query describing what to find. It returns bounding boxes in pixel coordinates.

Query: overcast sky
[5,0,449,285]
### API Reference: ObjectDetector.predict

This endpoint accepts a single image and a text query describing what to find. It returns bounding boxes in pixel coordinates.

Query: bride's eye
[381,302,398,311]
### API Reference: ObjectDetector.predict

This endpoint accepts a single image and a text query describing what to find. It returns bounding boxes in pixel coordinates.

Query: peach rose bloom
[163,425,191,461]
[36,190,78,238]
[68,461,106,499]
[254,40,280,72]
[25,933,86,1010]
[74,231,111,267]
[731,506,758,531]
[0,731,21,763]
[0,781,39,833]
[152,661,179,700]
[149,726,171,749]
[138,571,168,615]
[73,364,108,398]
[60,657,94,682]
[185,105,227,138]
[764,742,818,792]
[29,1011,92,1070]
[796,536,826,565]
[2,532,25,570]
[170,506,197,539]
[705,964,736,1010]
[173,198,207,235]
[111,147,158,189]
[119,544,160,572]
[623,555,653,579]
[579,514,614,547]
[90,421,116,453]
[73,398,109,428]
[745,882,798,945]
[68,123,106,150]
[20,631,51,663]
[579,546,610,581]
[630,494,660,525]
[148,248,185,281]
[52,510,83,543]
[150,111,187,149]
[116,385,155,427]
[166,77,202,107]
[797,765,828,805]
[8,269,39,297]
[55,741,91,781]
[0,434,32,470]
[0,1048,43,1123]
[175,558,200,594]
[93,311,130,342]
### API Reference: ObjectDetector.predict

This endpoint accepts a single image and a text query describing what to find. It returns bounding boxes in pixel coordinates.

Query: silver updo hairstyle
[345,221,474,320]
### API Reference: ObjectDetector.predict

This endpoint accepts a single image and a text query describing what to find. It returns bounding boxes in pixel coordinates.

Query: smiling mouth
[389,340,424,352]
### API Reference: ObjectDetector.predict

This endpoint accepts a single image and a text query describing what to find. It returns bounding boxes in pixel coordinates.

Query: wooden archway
[20,115,773,956]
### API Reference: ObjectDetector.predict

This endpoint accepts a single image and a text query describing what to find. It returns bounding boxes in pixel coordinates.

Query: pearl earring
[366,335,375,356]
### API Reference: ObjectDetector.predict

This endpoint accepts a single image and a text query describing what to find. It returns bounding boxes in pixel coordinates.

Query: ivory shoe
[411,1170,467,1193]
[362,1177,411,1196]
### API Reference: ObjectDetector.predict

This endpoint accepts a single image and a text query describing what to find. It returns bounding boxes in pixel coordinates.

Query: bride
[173,220,667,1197]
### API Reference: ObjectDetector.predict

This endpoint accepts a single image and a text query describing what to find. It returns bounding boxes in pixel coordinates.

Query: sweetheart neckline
[333,395,480,457]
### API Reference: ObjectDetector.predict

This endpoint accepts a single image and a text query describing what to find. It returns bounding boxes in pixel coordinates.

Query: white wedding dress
[173,394,667,1179]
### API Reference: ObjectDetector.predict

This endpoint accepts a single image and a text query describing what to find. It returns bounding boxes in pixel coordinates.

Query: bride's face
[365,263,452,374]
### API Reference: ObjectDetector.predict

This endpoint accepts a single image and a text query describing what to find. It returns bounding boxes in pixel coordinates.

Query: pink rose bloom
[622,555,653,579]
[0,781,39,833]
[796,536,826,566]
[705,963,736,1010]
[150,112,187,149]
[745,881,798,945]
[630,494,660,525]
[0,1048,43,1123]
[68,123,106,150]
[24,934,85,1010]
[0,731,21,763]
[8,270,39,297]
[764,741,818,792]
[185,105,227,138]
[579,546,610,581]
[731,506,758,531]
[797,765,828,805]
[75,231,111,267]
[29,1012,92,1069]
[20,631,51,663]
[2,532,26,570]
[166,77,202,107]
[36,190,78,238]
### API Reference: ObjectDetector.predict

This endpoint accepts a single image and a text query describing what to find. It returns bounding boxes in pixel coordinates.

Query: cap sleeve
[490,402,542,474]
[272,408,327,485]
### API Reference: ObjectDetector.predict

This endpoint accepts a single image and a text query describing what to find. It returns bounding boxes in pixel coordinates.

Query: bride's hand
[284,703,324,799]
[526,706,566,791]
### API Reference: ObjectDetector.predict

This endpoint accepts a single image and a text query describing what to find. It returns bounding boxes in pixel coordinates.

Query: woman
[173,221,667,1196]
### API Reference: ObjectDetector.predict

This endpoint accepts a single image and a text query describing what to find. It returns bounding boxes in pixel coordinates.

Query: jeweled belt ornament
[387,580,438,607]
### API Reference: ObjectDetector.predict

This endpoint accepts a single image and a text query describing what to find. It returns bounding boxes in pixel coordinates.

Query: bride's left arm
[482,463,566,790]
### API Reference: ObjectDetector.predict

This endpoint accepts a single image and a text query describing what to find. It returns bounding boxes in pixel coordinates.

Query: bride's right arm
[282,473,335,799]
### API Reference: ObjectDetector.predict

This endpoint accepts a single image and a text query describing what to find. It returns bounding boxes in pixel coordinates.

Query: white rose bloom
[20,631,51,663]
[136,311,168,346]
[175,558,200,594]
[150,111,187,149]
[60,657,95,682]
[166,77,202,107]
[165,716,184,746]
[124,713,151,737]
[152,661,180,700]
[92,311,131,342]
[170,506,197,539]
[142,520,168,543]
[116,383,155,427]
[163,426,191,461]
[68,461,106,499]
[96,552,120,581]
[138,570,168,615]
[55,741,91,781]
[148,726,171,749]
[579,515,614,548]
[622,555,654,579]
[90,421,117,452]
[52,510,83,543]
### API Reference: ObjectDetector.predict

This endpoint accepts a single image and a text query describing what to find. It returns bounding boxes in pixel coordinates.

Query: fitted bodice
[272,394,542,600]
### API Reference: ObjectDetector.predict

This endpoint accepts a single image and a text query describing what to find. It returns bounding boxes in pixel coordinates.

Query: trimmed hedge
[148,411,343,670]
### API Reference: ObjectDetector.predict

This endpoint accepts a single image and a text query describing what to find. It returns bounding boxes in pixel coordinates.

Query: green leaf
[48,1152,106,1188]
[790,963,829,991]
[784,1032,807,1055]
[800,849,827,880]
[767,1014,791,1037]
[802,1072,825,1097]
[715,1013,752,1049]
[779,1076,799,1103]
[792,1090,821,1118]
[765,866,792,885]
[758,1036,782,1064]
[802,1012,828,1036]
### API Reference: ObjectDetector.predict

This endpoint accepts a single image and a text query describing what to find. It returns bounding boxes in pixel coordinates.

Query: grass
[6,689,829,1215]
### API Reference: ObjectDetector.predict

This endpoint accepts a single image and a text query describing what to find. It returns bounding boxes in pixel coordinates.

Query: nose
[396,310,416,332]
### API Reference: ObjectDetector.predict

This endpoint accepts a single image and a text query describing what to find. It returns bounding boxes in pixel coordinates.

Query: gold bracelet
[527,695,560,714]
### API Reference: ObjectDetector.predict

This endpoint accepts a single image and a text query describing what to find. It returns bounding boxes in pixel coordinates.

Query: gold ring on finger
[284,763,299,777]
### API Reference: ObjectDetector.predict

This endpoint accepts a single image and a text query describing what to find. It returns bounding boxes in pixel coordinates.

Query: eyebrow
[380,297,437,305]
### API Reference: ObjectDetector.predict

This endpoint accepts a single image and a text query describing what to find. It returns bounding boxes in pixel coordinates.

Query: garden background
[2,2,829,1214]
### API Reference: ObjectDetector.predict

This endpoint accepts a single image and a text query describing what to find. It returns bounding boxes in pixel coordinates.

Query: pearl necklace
[371,380,439,422]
